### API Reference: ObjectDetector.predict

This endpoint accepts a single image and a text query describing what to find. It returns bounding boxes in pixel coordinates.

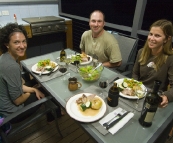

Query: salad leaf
[37,59,50,67]
[123,78,142,88]
[71,55,82,63]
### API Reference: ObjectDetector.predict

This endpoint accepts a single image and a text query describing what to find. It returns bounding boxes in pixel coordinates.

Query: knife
[106,111,130,130]
[47,65,58,76]
[109,77,119,85]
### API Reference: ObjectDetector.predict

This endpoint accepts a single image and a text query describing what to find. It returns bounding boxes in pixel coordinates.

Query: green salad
[78,65,103,81]
[37,59,50,67]
[71,55,82,63]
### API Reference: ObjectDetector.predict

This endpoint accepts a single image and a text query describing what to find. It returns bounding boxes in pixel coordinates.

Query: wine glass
[98,78,109,99]
[64,57,71,70]
[59,64,68,80]
[73,60,80,72]
[92,54,98,67]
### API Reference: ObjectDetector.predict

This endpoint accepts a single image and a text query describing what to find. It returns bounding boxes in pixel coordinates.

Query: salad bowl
[78,63,104,82]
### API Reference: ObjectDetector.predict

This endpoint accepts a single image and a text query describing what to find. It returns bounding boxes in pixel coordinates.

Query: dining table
[20,49,173,143]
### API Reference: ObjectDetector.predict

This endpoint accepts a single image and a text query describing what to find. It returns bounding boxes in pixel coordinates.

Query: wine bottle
[139,80,162,127]
[60,49,66,62]
[107,82,119,107]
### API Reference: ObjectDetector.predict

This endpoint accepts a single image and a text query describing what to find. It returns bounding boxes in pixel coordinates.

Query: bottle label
[145,102,157,109]
[144,112,155,123]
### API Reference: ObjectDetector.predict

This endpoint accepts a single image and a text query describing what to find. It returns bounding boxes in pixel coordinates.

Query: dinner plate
[80,55,92,65]
[115,78,147,99]
[66,93,106,122]
[31,61,59,74]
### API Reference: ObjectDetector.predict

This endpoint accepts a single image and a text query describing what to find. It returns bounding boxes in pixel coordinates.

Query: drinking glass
[59,64,68,80]
[98,78,109,99]
[92,54,98,67]
[73,60,80,72]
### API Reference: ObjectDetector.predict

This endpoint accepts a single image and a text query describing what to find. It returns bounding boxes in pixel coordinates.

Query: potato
[91,97,102,110]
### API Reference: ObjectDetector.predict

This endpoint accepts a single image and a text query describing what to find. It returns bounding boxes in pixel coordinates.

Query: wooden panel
[24,25,32,38]
[65,20,73,49]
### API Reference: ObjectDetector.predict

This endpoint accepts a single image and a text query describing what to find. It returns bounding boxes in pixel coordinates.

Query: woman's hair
[139,19,173,71]
[0,23,28,53]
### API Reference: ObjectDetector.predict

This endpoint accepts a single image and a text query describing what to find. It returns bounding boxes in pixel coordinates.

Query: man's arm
[103,61,122,68]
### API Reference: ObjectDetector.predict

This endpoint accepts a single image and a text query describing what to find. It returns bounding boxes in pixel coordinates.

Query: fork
[39,68,45,77]
[103,109,126,127]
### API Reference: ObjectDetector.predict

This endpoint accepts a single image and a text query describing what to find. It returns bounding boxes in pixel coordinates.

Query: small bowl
[78,64,104,82]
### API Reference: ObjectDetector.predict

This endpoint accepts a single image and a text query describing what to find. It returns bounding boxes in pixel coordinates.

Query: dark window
[142,0,173,30]
[61,0,136,27]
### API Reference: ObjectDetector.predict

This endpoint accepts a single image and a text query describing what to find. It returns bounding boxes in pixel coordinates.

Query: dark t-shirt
[132,49,173,102]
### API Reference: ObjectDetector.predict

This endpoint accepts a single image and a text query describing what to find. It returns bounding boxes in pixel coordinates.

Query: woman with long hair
[132,19,173,108]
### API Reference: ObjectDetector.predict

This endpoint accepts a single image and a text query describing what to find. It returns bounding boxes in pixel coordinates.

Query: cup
[68,77,82,91]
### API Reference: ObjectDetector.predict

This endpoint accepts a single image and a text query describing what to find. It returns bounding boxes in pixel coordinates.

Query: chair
[0,96,63,143]
[109,31,139,77]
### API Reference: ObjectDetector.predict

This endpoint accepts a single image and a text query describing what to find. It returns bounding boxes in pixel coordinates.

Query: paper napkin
[99,107,134,135]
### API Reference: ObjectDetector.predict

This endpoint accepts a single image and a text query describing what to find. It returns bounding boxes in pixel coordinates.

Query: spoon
[88,63,102,76]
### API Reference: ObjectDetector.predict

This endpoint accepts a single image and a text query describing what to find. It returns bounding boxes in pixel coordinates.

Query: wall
[0,4,59,22]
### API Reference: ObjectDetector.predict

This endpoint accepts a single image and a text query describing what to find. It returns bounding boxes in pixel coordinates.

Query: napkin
[99,107,134,135]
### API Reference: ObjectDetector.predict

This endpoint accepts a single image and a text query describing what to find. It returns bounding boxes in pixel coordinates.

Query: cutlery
[47,65,58,76]
[109,77,119,85]
[103,109,126,127]
[105,111,130,130]
[39,68,45,77]
[103,112,119,127]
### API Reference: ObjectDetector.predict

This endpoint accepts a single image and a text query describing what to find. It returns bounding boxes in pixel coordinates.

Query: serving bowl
[78,63,104,81]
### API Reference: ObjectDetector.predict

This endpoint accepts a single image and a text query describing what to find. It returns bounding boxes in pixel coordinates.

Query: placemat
[83,85,138,135]
[119,97,144,112]
[26,64,69,83]
[68,64,78,73]
[64,85,138,135]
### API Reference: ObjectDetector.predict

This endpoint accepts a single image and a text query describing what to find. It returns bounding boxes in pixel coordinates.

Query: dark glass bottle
[60,49,66,62]
[107,82,119,107]
[139,80,162,127]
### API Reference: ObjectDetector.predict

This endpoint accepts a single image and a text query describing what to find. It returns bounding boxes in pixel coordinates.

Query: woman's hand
[33,88,45,100]
[159,95,169,108]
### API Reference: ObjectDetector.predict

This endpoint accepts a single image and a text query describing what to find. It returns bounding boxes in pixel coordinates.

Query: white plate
[66,93,106,122]
[80,55,92,65]
[115,78,147,99]
[31,61,59,74]
[71,55,92,65]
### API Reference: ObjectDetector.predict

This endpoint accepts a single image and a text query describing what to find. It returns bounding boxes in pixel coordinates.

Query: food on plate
[71,54,90,63]
[80,53,89,62]
[36,59,56,71]
[78,65,103,81]
[118,78,144,97]
[76,94,102,111]
[91,97,102,110]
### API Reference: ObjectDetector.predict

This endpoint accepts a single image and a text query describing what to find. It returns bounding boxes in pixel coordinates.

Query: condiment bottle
[14,14,17,23]
[107,82,119,107]
[139,80,162,127]
[60,49,66,62]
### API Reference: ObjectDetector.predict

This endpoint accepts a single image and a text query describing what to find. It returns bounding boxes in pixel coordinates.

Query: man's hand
[103,61,122,68]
